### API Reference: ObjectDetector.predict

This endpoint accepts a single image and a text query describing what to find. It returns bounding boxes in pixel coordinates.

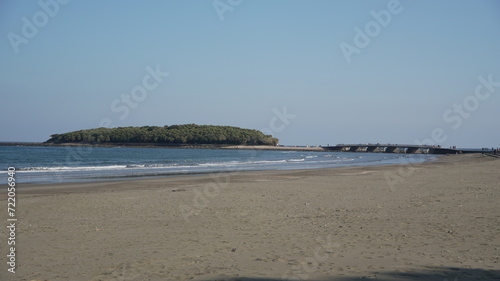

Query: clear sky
[1,0,499,147]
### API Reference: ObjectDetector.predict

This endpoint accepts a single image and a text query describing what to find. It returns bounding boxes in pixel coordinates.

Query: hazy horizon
[1,0,499,147]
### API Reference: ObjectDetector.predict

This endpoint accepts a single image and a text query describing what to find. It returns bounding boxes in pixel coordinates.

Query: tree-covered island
[45,124,279,146]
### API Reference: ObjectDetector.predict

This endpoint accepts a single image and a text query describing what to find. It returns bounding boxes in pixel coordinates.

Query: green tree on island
[46,124,279,146]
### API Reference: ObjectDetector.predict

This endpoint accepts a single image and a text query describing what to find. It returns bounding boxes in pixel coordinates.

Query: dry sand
[0,154,499,281]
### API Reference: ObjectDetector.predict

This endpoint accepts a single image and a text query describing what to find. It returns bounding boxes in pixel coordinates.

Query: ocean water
[0,146,436,184]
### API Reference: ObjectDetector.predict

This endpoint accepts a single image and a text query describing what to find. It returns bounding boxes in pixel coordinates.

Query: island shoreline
[0,142,325,152]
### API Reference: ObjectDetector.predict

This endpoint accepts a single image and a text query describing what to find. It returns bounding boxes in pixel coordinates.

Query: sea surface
[0,146,437,184]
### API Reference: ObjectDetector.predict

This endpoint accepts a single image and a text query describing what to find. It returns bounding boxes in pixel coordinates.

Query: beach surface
[1,154,499,281]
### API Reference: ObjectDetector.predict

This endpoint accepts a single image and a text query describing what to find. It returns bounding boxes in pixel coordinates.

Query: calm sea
[0,146,436,184]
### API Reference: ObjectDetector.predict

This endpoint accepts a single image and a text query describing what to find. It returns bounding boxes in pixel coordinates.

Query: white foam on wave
[18,165,127,172]
[197,159,288,167]
[11,153,373,176]
[287,158,305,162]
[15,156,362,173]
[323,154,339,158]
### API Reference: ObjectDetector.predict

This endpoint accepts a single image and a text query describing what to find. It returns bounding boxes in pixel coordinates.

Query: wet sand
[1,154,499,281]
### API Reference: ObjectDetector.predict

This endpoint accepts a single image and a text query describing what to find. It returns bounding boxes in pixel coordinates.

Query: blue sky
[1,0,499,147]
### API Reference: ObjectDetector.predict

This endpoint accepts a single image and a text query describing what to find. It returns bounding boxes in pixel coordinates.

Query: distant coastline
[0,142,325,152]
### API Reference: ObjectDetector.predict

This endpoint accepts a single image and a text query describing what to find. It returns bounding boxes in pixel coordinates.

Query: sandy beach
[1,154,499,281]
